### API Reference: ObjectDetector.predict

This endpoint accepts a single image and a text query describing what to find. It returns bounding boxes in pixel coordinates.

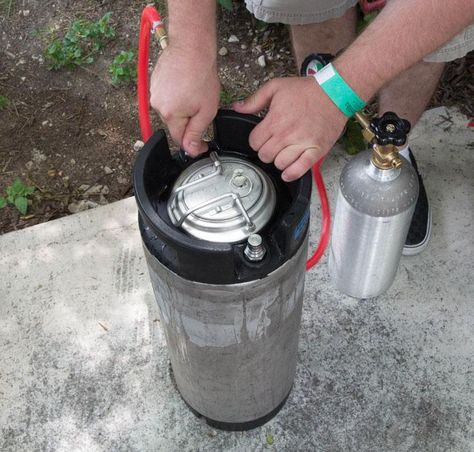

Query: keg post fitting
[244,234,266,262]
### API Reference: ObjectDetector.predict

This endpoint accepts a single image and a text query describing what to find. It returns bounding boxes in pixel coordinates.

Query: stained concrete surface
[0,107,473,451]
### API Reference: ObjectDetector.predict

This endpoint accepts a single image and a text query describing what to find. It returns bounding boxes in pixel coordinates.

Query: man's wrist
[333,51,385,105]
[313,63,366,117]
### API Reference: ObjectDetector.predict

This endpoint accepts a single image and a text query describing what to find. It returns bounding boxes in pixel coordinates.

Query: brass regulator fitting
[354,111,411,170]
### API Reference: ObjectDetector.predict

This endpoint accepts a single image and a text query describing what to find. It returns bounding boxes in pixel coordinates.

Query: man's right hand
[150,46,220,156]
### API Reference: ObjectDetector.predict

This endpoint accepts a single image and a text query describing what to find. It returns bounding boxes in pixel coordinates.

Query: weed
[266,433,274,445]
[0,95,8,111]
[109,50,137,85]
[218,0,233,11]
[357,10,379,33]
[0,178,35,215]
[0,0,15,16]
[220,89,241,105]
[154,0,167,14]
[46,13,115,70]
[340,118,366,155]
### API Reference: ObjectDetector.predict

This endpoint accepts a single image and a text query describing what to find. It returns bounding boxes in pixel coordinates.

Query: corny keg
[134,110,312,430]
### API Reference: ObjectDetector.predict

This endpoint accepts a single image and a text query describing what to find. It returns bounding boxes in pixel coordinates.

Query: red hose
[305,160,331,270]
[138,6,162,142]
[137,6,331,270]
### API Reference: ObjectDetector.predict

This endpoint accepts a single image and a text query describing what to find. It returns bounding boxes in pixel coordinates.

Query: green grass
[45,13,115,70]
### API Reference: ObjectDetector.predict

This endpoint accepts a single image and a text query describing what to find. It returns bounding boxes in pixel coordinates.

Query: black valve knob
[370,111,411,146]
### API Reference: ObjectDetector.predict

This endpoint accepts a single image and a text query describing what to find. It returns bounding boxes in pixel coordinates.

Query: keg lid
[167,152,276,243]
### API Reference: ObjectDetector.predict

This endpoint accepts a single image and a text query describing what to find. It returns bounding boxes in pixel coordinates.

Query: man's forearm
[167,0,217,56]
[335,0,474,102]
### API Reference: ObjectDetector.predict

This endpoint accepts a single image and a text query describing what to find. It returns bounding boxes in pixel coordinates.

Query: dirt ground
[0,1,472,234]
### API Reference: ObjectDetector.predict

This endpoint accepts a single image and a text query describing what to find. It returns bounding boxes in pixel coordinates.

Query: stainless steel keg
[134,110,312,430]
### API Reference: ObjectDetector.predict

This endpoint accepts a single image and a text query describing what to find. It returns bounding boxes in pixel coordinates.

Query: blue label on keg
[293,208,310,241]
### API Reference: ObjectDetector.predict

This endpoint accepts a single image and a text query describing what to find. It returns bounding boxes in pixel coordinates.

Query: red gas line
[138,6,163,141]
[137,6,331,270]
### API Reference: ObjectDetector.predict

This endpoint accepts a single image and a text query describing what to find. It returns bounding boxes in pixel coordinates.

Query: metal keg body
[134,111,312,430]
[329,112,419,298]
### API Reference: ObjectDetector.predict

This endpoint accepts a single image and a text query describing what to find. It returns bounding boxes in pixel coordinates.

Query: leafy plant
[357,10,379,33]
[46,13,115,70]
[0,178,35,215]
[266,433,274,445]
[220,89,241,105]
[109,50,137,85]
[153,0,167,13]
[340,118,366,155]
[0,0,16,16]
[218,0,233,11]
[0,95,8,111]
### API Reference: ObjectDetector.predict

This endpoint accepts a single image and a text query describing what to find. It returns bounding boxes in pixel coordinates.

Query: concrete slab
[1,107,473,451]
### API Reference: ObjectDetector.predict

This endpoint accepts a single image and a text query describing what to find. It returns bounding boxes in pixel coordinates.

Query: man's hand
[233,77,347,181]
[150,46,220,155]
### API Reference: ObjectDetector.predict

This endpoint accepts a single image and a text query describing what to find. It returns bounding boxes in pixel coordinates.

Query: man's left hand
[233,76,347,181]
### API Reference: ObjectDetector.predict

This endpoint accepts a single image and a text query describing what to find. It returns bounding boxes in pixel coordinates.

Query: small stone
[78,184,90,192]
[133,140,144,152]
[101,185,110,195]
[83,184,103,195]
[244,63,250,68]
[104,166,113,175]
[240,44,247,50]
[117,176,128,185]
[257,55,266,68]
[98,194,108,205]
[228,35,239,43]
[70,159,76,165]
[32,148,47,163]
[68,200,98,214]
[218,46,228,56]
[41,120,49,127]
[21,9,30,16]
[25,161,34,171]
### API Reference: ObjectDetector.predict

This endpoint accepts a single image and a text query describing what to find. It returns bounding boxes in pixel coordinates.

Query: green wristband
[313,63,366,117]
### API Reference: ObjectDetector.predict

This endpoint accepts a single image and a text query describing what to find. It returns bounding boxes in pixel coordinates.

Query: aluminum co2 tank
[329,111,418,298]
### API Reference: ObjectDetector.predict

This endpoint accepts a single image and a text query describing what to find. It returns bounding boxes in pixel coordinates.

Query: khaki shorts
[244,0,474,62]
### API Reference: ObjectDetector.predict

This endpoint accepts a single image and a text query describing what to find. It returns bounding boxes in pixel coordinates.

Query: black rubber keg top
[133,109,311,284]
